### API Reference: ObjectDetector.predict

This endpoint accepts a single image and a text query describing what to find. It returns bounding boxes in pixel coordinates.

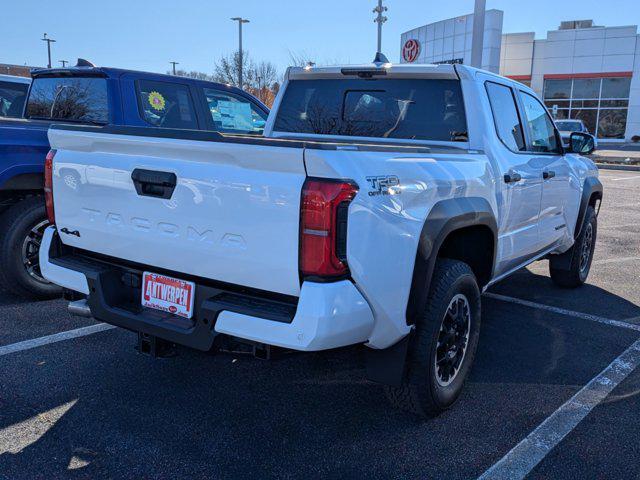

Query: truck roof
[0,74,31,84]
[29,65,249,97]
[286,62,461,80]
[285,62,530,92]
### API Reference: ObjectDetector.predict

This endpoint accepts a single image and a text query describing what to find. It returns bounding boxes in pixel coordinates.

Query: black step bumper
[48,235,297,351]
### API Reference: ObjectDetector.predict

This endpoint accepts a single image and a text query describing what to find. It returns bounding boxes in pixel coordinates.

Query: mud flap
[365,333,412,387]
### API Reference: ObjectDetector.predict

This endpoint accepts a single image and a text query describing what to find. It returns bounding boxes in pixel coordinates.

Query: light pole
[59,60,68,67]
[231,17,249,89]
[470,0,486,68]
[373,0,388,55]
[41,33,56,69]
[170,61,179,75]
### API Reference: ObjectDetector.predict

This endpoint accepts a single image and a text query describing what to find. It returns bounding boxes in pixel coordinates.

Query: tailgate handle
[131,169,177,199]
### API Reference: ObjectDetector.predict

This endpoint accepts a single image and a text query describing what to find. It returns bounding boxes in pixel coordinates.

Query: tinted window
[543,79,572,99]
[485,82,525,151]
[601,77,631,99]
[136,80,198,129]
[26,77,108,123]
[520,92,560,153]
[0,81,29,118]
[274,79,468,142]
[572,78,600,99]
[204,89,267,135]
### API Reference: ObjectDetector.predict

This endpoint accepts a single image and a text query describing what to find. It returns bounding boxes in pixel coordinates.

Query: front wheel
[0,197,62,299]
[385,259,481,418]
[549,205,597,288]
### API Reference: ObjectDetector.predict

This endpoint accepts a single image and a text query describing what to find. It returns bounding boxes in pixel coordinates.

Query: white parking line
[599,224,640,230]
[611,175,640,182]
[593,255,640,265]
[484,292,640,332]
[478,337,640,480]
[0,323,116,357]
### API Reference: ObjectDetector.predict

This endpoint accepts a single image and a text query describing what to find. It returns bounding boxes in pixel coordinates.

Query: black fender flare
[551,176,603,272]
[574,176,603,239]
[405,196,498,324]
[366,197,497,386]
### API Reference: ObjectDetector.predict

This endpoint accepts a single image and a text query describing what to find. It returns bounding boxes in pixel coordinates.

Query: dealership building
[400,13,640,143]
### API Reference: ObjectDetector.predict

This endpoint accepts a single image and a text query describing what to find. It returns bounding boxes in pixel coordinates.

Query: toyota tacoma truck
[40,61,602,416]
[0,60,268,298]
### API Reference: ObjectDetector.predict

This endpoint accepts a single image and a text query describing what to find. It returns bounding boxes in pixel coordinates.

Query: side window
[0,81,29,118]
[136,80,198,130]
[203,88,267,135]
[26,77,108,123]
[520,91,560,153]
[485,82,526,151]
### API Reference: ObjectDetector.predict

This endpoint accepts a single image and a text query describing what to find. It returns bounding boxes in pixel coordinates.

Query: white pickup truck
[40,62,602,417]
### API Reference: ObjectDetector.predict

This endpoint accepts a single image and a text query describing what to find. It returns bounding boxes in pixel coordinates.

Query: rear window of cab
[26,76,109,123]
[273,78,468,142]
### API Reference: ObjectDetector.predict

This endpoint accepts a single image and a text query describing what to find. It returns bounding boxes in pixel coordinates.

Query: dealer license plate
[141,272,195,319]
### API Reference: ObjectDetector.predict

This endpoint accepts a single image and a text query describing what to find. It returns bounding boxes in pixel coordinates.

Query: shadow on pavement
[488,266,640,322]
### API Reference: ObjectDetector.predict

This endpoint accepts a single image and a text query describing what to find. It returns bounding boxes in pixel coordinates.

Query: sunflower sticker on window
[148,91,166,111]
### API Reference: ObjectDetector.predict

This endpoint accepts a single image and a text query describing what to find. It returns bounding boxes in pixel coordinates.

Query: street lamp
[41,33,56,69]
[59,60,68,67]
[231,17,250,89]
[169,61,179,75]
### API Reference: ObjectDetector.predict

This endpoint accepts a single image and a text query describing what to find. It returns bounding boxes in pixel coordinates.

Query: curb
[596,163,640,172]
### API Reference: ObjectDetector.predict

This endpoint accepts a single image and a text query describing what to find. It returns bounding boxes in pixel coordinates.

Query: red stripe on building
[507,75,532,81]
[544,72,633,79]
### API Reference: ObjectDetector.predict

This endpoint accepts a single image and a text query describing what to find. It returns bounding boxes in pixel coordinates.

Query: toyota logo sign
[402,39,421,63]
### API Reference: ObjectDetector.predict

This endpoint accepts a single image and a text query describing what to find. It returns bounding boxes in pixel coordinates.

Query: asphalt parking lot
[1,169,639,480]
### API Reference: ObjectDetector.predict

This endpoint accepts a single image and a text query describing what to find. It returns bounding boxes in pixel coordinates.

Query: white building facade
[401,17,640,142]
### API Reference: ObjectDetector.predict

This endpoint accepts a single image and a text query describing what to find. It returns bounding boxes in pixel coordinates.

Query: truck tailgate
[48,128,306,296]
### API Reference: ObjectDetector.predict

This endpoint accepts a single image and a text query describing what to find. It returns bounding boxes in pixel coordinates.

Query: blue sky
[3,0,639,75]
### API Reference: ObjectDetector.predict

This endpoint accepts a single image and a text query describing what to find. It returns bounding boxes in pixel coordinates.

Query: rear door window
[0,81,29,118]
[203,89,267,135]
[273,78,468,142]
[136,80,198,129]
[26,76,108,123]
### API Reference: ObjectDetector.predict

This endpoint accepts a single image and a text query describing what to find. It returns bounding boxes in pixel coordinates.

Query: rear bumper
[40,227,374,351]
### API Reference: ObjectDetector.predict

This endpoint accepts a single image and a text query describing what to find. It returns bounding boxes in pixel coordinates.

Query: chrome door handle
[543,170,556,180]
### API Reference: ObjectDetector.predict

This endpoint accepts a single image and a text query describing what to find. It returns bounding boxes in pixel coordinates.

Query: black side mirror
[569,132,595,155]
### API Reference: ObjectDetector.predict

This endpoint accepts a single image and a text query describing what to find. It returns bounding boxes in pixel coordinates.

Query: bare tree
[246,61,279,105]
[213,51,252,87]
[212,51,280,106]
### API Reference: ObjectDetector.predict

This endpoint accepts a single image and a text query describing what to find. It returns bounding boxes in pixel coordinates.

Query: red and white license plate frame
[141,272,195,319]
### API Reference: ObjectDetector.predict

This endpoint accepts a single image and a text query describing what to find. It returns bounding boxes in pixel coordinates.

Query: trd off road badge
[366,175,401,196]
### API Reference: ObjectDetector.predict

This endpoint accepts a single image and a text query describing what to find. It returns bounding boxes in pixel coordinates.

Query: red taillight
[44,149,56,225]
[300,178,358,278]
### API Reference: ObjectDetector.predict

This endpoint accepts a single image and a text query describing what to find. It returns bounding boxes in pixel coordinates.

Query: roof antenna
[373,52,390,64]
[373,0,389,65]
[75,58,95,68]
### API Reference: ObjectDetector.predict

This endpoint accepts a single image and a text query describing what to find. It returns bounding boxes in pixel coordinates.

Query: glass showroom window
[543,77,631,140]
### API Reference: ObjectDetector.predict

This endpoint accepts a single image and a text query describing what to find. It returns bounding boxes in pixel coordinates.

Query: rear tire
[549,206,597,288]
[0,197,62,299]
[385,259,481,418]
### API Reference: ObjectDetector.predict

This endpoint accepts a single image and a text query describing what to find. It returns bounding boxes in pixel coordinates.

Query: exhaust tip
[68,299,92,318]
